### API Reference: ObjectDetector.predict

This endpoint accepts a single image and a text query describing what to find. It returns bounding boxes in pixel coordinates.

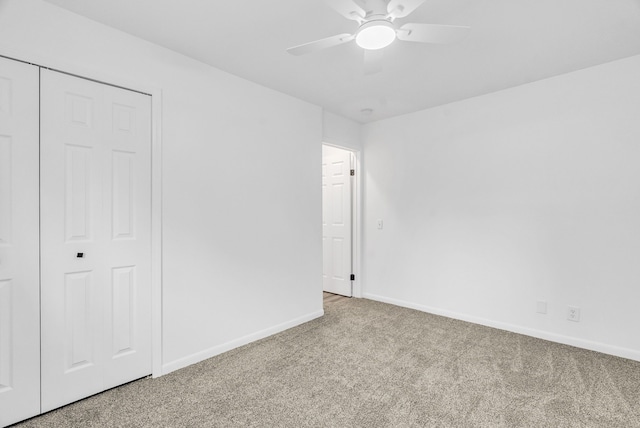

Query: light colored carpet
[16,297,640,427]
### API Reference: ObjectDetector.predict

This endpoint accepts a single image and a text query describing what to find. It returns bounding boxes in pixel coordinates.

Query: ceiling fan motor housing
[356,18,396,50]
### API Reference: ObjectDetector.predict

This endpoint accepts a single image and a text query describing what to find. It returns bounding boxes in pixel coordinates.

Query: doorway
[322,144,358,298]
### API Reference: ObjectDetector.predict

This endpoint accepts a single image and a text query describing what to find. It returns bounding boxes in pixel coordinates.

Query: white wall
[323,110,362,152]
[362,55,640,361]
[0,0,323,373]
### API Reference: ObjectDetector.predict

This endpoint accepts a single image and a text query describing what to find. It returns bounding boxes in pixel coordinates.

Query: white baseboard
[161,309,324,375]
[363,293,640,362]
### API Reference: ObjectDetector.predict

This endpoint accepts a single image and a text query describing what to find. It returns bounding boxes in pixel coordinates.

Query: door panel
[0,136,11,242]
[322,146,352,297]
[103,83,151,389]
[65,145,93,241]
[0,57,40,427]
[41,69,105,412]
[0,281,11,387]
[40,69,151,412]
[65,271,94,371]
[111,266,135,357]
[112,151,134,239]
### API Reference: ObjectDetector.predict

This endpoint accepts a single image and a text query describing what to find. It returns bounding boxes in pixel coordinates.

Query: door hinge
[350,169,355,176]
[350,274,355,281]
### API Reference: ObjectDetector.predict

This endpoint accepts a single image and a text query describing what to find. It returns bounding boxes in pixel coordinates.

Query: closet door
[40,69,152,412]
[0,58,40,427]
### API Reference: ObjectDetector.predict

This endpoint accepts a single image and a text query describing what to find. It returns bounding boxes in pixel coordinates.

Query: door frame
[0,48,165,377]
[322,142,362,298]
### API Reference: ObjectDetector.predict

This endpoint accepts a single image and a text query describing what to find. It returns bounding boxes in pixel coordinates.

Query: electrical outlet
[536,301,547,314]
[567,306,581,322]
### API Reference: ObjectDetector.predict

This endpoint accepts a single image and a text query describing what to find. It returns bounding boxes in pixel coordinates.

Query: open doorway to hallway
[322,144,356,298]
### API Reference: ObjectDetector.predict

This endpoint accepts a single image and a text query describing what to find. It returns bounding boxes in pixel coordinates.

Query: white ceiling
[44,0,640,123]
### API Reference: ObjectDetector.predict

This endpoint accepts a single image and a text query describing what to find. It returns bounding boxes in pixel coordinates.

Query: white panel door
[322,146,352,297]
[0,57,40,428]
[102,84,152,390]
[40,69,152,412]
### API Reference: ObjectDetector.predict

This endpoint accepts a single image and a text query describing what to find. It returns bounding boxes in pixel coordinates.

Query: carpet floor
[15,297,640,427]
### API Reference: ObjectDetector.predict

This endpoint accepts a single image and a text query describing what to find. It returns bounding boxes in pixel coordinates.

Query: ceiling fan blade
[363,49,384,75]
[325,0,366,22]
[286,33,355,56]
[396,23,470,44]
[387,0,427,19]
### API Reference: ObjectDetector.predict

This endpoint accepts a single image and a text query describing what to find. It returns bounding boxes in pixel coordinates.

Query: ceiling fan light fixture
[356,20,396,50]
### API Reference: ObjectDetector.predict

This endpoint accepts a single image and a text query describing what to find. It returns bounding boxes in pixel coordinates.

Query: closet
[0,56,152,427]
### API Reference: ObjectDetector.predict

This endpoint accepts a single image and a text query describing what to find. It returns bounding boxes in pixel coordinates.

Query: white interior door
[0,57,41,427]
[40,69,152,412]
[322,145,352,297]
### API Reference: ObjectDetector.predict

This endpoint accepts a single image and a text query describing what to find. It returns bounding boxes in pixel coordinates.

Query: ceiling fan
[286,0,470,74]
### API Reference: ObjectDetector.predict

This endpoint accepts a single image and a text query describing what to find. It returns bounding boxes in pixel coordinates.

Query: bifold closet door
[40,69,152,412]
[0,57,41,427]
